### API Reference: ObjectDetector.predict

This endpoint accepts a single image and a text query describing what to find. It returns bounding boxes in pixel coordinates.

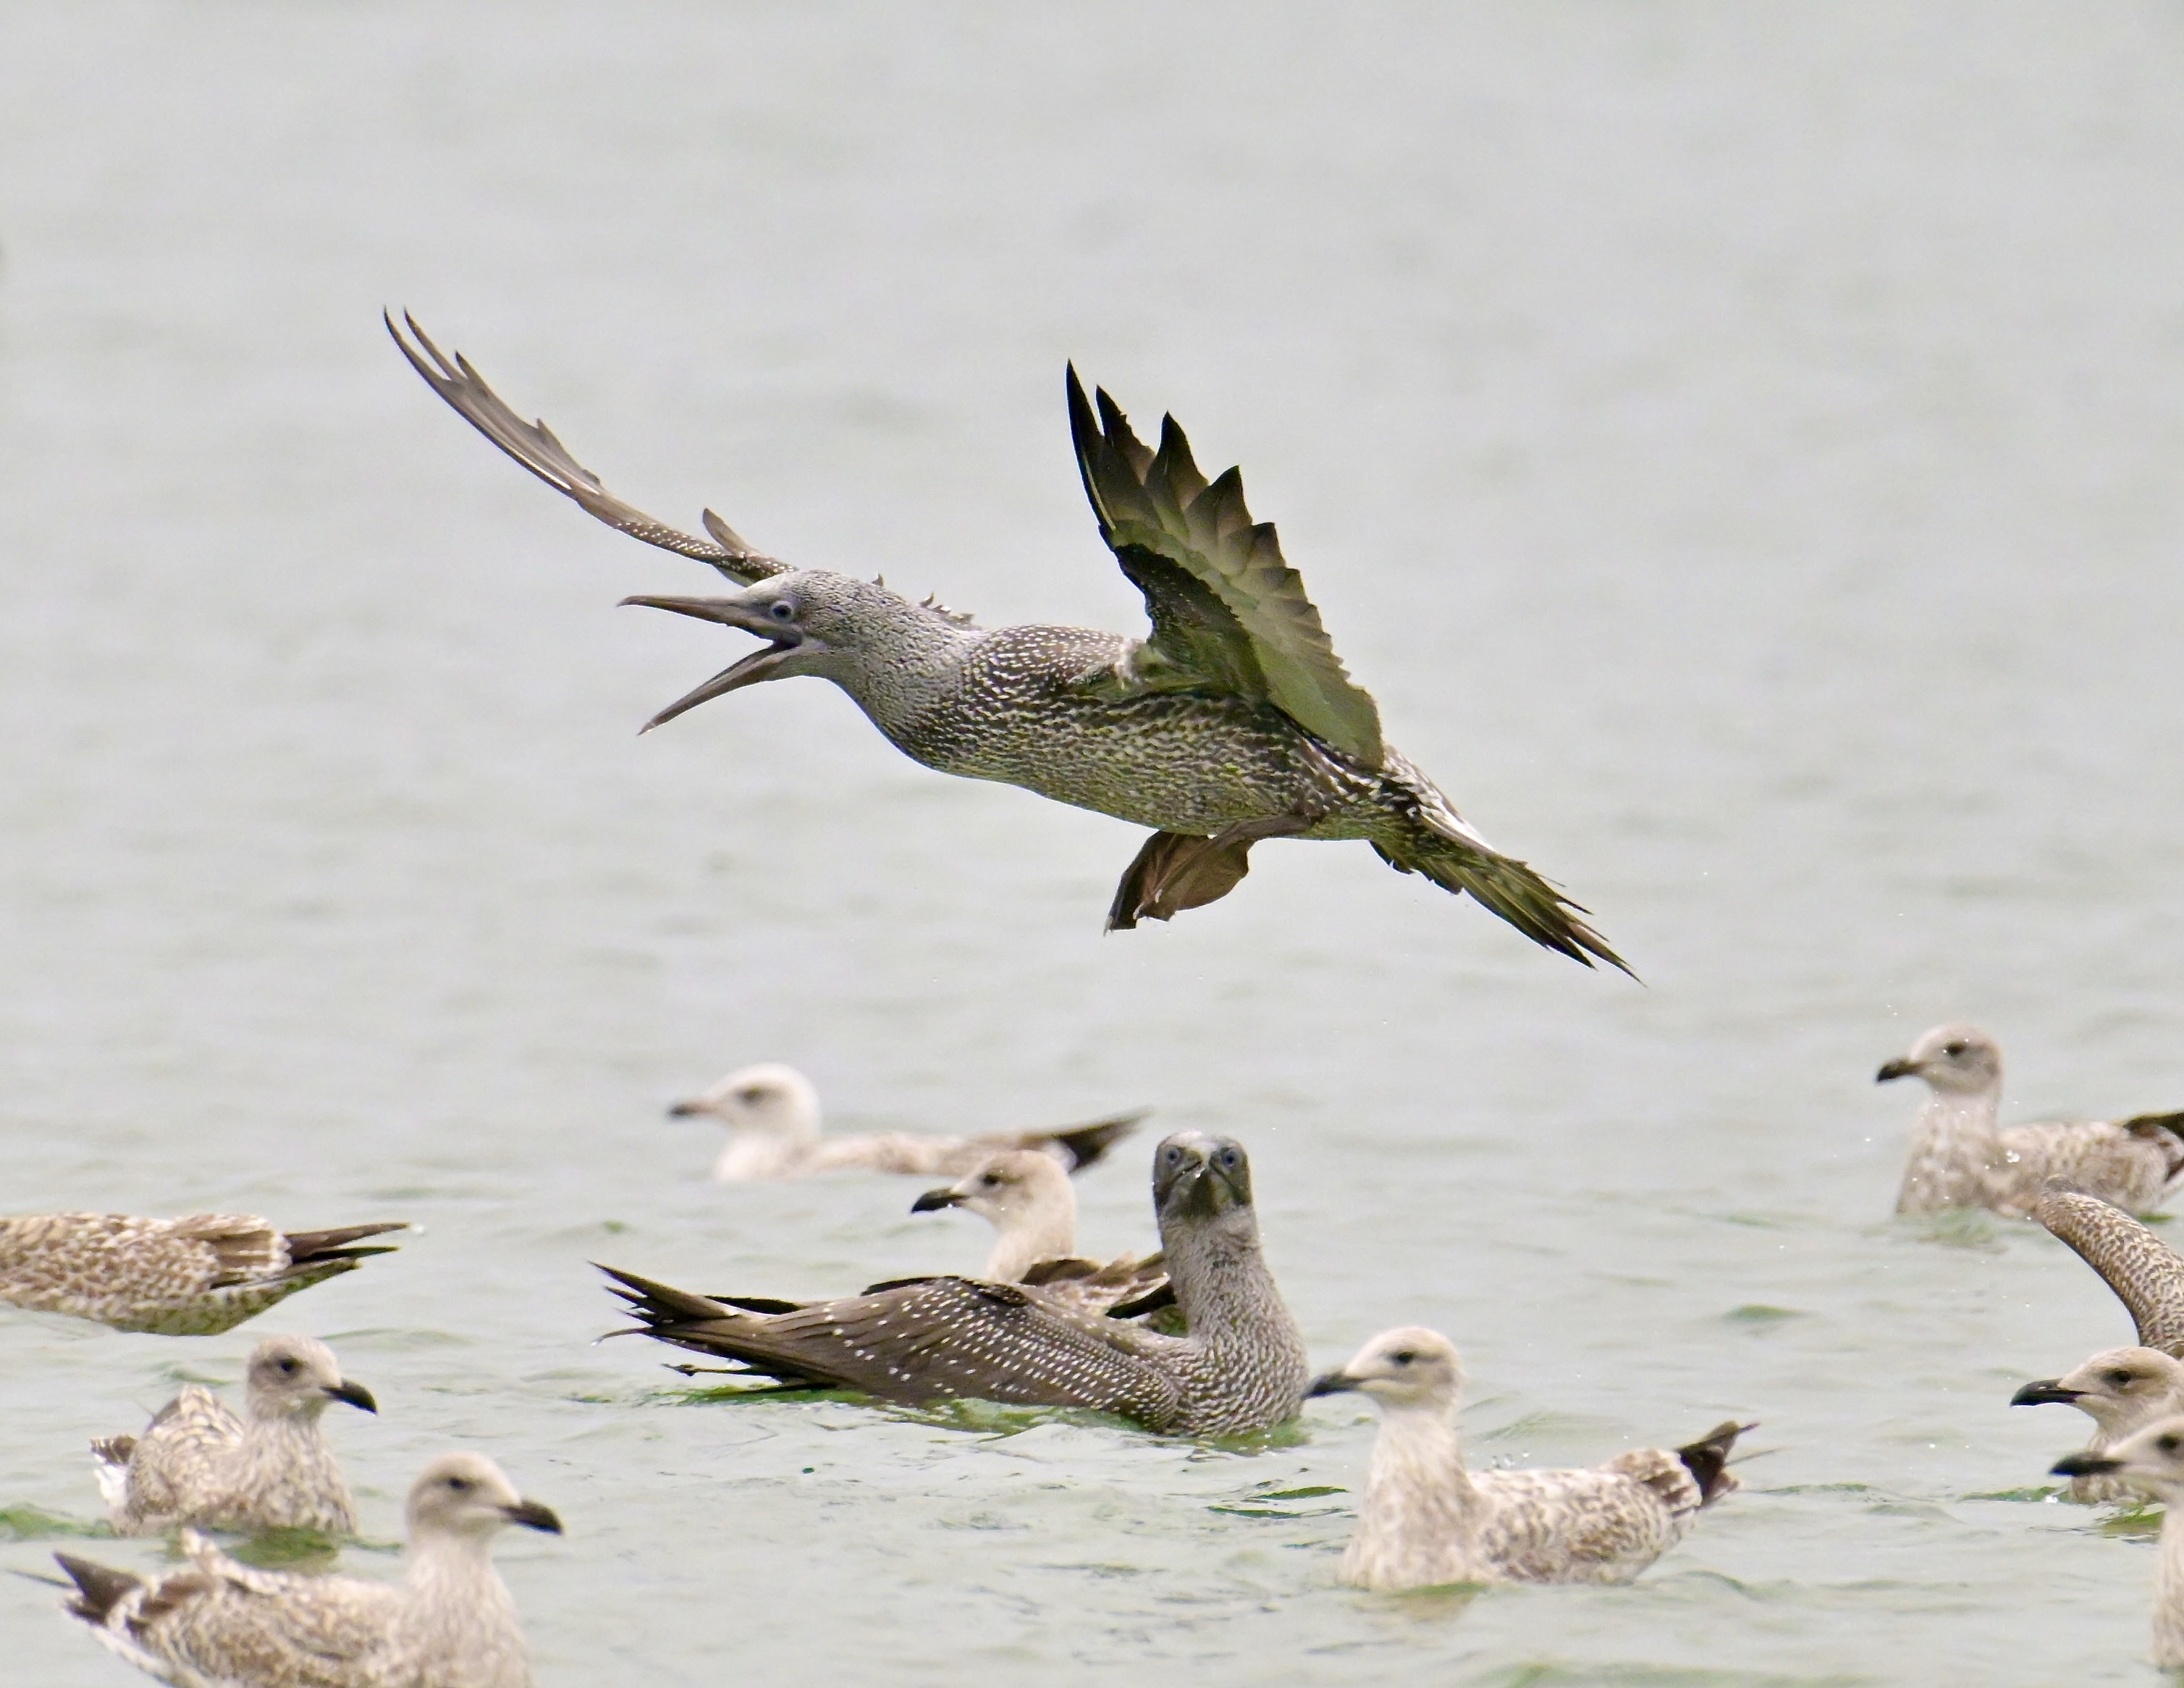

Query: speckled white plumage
[1312,1328,1743,1590]
[58,1452,559,1688]
[1881,1025,2184,1218]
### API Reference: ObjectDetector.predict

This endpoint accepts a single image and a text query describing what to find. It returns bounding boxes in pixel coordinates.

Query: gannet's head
[243,1335,376,1422]
[669,1063,822,1141]
[406,1452,562,1544]
[2054,1412,2184,1502]
[913,1150,1074,1232]
[621,569,974,730]
[2014,1346,2184,1436]
[1876,1024,2002,1097]
[1151,1131,1255,1233]
[1307,1326,1462,1412]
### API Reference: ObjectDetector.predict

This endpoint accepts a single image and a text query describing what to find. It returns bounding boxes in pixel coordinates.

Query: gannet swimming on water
[1878,1024,2184,1217]
[911,1149,1170,1318]
[389,313,1624,969]
[2054,1415,2184,1667]
[58,1452,561,1688]
[0,1211,406,1335]
[2012,1184,2184,1502]
[93,1333,376,1537]
[1308,1327,1747,1590]
[601,1131,1306,1435]
[669,1062,1143,1181]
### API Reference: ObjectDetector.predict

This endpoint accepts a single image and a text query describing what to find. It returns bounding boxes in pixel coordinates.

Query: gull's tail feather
[1674,1421,1754,1508]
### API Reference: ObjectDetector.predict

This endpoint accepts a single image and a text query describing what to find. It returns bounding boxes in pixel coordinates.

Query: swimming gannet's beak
[501,1498,564,1535]
[2012,1379,2086,1407]
[1876,1057,1918,1084]
[323,1379,378,1414]
[620,596,826,731]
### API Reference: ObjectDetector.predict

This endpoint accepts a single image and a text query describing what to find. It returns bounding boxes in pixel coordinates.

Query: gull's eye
[447,1476,473,1493]
[1942,1042,1968,1058]
[2160,1435,2180,1454]
[276,1358,298,1375]
[1391,1350,1417,1367]
[980,1173,1000,1188]
[2109,1370,2136,1388]
[736,1089,762,1104]
[770,601,796,622]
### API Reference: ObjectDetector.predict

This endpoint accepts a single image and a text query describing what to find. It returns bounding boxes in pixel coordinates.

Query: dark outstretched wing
[599,1265,1181,1424]
[2036,1185,2184,1355]
[1002,1107,1149,1173]
[387,312,785,583]
[1067,368,1384,767]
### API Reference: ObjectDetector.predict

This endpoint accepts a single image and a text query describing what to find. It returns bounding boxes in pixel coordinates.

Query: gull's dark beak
[667,1099,710,1118]
[324,1379,378,1414]
[2012,1380,2086,1407]
[620,596,813,731]
[502,1498,564,1535]
[1307,1370,1361,1398]
[911,1186,964,1214]
[1876,1058,1917,1084]
[2052,1452,2124,1478]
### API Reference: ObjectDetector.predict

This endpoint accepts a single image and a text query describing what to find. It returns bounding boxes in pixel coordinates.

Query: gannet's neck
[811,601,985,742]
[1345,1399,1485,1590]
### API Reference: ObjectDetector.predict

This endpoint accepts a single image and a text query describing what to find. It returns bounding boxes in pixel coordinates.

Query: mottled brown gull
[0,1212,407,1335]
[2053,1415,2184,1667]
[56,1451,560,1688]
[1879,1024,2184,1217]
[600,1131,1307,1435]
[1309,1328,1746,1590]
[2011,1185,2184,1502]
[910,1149,1170,1317]
[669,1062,1144,1181]
[93,1334,376,1537]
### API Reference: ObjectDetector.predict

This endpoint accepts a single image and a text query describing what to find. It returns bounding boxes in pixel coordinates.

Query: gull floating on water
[1309,1327,1747,1590]
[0,1212,407,1335]
[2054,1415,2184,1668]
[93,1334,376,1537]
[1878,1024,2184,1218]
[389,314,1624,969]
[57,1451,560,1688]
[670,1062,1144,1181]
[910,1150,1170,1318]
[601,1131,1307,1435]
[2012,1183,2184,1502]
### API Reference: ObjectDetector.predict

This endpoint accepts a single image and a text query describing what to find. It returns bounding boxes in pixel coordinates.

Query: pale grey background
[4,4,2183,1682]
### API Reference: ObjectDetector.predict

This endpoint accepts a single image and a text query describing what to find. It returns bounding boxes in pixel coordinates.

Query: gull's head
[1307,1326,1462,1413]
[406,1452,562,1543]
[244,1335,376,1421]
[912,1150,1073,1230]
[1152,1131,1255,1233]
[1876,1024,2002,1097]
[621,570,969,731]
[2053,1412,2184,1501]
[2014,1346,2184,1436]
[668,1063,822,1141]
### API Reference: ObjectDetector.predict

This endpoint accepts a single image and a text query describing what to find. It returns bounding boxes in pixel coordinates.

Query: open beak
[911,1186,964,1214]
[620,596,817,731]
[324,1379,378,1414]
[1307,1370,1361,1398]
[2052,1452,2123,1478]
[2012,1380,2086,1407]
[501,1498,564,1535]
[1876,1058,1918,1084]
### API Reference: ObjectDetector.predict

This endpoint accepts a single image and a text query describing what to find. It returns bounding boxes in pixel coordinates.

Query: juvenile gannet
[93,1334,376,1536]
[1309,1327,1746,1590]
[1879,1024,2184,1217]
[669,1063,1143,1181]
[57,1452,560,1688]
[390,314,1624,969]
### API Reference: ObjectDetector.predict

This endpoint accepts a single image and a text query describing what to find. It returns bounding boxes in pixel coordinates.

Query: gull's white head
[668,1063,823,1141]
[2054,1411,2184,1502]
[2013,1346,2184,1438]
[405,1452,562,1544]
[1308,1325,1463,1413]
[913,1150,1075,1231]
[1877,1024,2003,1098]
[243,1335,376,1422]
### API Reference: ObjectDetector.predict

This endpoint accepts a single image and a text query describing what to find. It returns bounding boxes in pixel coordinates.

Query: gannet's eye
[1215,1147,1241,1173]
[1161,1146,1185,1168]
[769,601,796,622]
[1390,1350,1417,1367]
[1942,1041,1968,1058]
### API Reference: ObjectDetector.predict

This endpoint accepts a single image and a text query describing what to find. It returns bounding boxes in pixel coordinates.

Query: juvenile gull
[389,315,1624,969]
[1878,1024,2184,1218]
[910,1150,1170,1317]
[56,1451,560,1688]
[670,1062,1143,1181]
[601,1131,1307,1435]
[93,1334,376,1537]
[2054,1415,2184,1667]
[2011,1184,2184,1502]
[1309,1328,1746,1590]
[0,1212,407,1335]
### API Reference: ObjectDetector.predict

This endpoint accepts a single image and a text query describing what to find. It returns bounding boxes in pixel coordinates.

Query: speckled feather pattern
[101,1386,357,1538]
[1898,1097,2184,1218]
[0,1214,401,1336]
